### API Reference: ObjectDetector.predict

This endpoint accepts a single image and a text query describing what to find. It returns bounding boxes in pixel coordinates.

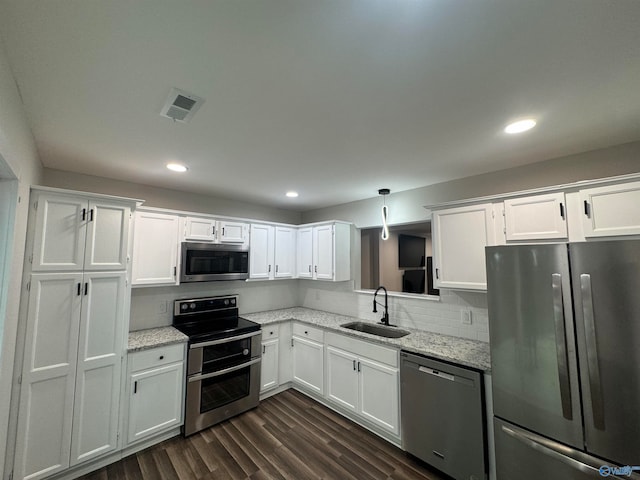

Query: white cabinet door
[70,272,126,466]
[314,224,334,280]
[580,182,640,237]
[184,217,216,242]
[131,211,180,286]
[326,347,358,412]
[359,357,400,435]
[14,273,83,480]
[504,193,567,241]
[260,339,279,393]
[296,227,313,278]
[83,201,131,271]
[292,336,324,395]
[249,224,274,279]
[278,322,293,384]
[274,226,296,278]
[432,203,496,290]
[127,363,184,444]
[219,220,248,244]
[31,194,87,272]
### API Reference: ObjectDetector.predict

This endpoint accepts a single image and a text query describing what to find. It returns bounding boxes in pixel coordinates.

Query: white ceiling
[1,0,639,211]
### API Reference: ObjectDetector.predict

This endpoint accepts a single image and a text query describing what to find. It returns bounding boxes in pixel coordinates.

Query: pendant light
[379,188,390,241]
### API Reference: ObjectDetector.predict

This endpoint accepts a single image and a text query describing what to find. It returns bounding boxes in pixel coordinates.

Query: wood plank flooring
[79,389,449,480]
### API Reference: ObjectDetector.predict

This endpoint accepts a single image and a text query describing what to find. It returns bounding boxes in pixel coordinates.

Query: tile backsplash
[298,281,489,342]
[130,279,489,343]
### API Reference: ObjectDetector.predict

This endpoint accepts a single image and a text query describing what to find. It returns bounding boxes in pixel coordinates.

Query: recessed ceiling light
[166,163,188,172]
[504,119,537,134]
[286,191,299,198]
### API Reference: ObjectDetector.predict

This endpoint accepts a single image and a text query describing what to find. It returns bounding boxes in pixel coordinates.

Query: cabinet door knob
[159,355,164,360]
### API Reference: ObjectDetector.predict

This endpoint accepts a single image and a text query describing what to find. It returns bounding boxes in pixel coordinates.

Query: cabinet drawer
[292,322,324,343]
[262,324,279,339]
[130,343,185,372]
[326,332,398,368]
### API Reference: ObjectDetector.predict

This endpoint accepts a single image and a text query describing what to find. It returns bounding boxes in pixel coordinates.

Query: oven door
[185,358,261,436]
[181,242,249,282]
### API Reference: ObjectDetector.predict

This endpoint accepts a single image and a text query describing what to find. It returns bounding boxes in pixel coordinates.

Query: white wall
[0,36,43,479]
[301,140,640,227]
[43,168,302,225]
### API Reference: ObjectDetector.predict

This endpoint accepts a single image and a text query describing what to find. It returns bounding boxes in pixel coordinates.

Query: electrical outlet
[461,309,472,325]
[157,300,168,314]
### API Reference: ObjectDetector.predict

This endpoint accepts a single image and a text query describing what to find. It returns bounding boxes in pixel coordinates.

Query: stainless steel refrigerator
[486,240,640,480]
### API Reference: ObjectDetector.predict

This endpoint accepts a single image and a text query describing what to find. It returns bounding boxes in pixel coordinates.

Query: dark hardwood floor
[79,389,449,480]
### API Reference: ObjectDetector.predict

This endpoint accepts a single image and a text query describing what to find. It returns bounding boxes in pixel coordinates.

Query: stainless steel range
[172,295,261,436]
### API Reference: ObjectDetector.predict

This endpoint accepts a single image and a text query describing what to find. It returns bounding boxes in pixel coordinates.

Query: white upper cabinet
[580,181,640,237]
[432,203,496,290]
[184,217,248,244]
[296,222,351,282]
[274,226,296,278]
[218,220,248,244]
[296,227,313,278]
[249,224,275,279]
[31,193,130,272]
[503,192,568,241]
[132,210,180,286]
[184,217,217,242]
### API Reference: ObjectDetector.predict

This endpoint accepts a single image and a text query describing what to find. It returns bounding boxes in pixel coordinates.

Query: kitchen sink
[340,321,410,338]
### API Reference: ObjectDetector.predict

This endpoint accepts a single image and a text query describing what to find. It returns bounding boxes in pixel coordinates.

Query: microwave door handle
[188,358,261,382]
[580,274,605,430]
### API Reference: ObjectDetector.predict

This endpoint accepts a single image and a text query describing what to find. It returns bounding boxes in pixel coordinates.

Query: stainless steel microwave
[180,242,249,282]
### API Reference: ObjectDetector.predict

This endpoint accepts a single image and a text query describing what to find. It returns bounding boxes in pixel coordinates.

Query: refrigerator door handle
[501,424,631,479]
[580,273,606,430]
[551,273,573,420]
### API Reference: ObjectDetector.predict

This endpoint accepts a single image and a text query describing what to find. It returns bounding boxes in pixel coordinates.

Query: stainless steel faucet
[373,286,390,326]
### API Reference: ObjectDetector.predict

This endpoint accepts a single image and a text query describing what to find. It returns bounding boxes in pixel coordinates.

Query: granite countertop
[128,326,188,352]
[243,307,491,372]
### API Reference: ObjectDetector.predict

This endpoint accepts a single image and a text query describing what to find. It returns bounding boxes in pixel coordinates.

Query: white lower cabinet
[292,324,324,395]
[126,344,185,445]
[14,271,127,480]
[260,326,280,393]
[325,332,400,436]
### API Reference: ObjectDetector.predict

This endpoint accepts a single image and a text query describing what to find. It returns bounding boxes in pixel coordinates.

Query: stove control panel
[174,295,238,316]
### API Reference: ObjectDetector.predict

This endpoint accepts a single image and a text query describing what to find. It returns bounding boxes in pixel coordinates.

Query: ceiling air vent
[160,88,204,123]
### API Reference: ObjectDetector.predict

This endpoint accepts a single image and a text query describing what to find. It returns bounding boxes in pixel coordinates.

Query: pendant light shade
[379,189,390,241]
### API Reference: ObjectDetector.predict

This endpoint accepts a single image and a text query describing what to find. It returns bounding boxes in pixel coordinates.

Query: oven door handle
[188,358,261,383]
[189,330,262,349]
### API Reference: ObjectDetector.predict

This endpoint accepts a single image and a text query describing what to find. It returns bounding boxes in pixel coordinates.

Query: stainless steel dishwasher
[401,351,487,480]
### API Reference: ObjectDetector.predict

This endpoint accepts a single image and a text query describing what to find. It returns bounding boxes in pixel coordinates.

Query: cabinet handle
[353,359,356,371]
[291,339,294,347]
[583,200,590,217]
[89,209,94,222]
[222,227,225,236]
[84,282,88,295]
[81,208,86,221]
[357,361,361,372]
[174,266,177,277]
[263,345,266,354]
[77,283,82,296]
[134,381,137,394]
[308,265,311,273]
[268,265,271,273]
[276,265,279,273]
[314,265,318,273]
[559,203,565,219]
[159,355,164,360]
[435,268,439,279]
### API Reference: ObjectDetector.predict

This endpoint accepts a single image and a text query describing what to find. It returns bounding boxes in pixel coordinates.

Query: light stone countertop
[243,307,491,372]
[128,326,188,352]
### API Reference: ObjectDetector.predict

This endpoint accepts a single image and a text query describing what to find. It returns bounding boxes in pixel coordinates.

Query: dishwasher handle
[419,365,455,382]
